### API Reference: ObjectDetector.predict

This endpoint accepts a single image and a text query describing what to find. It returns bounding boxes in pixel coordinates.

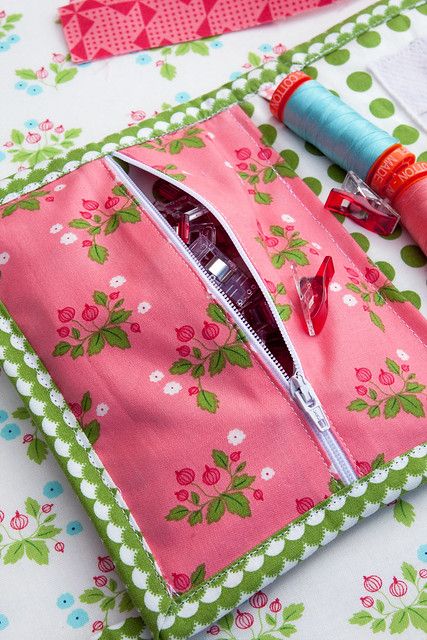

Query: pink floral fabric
[0,154,332,587]
[1,104,426,589]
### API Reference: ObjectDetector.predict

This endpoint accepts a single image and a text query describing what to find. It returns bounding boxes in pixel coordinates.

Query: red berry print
[355,368,372,383]
[166,441,265,526]
[98,555,115,572]
[269,598,282,613]
[360,596,374,608]
[170,303,253,414]
[295,497,315,514]
[389,577,408,597]
[176,345,190,357]
[58,307,75,323]
[202,465,220,486]
[201,321,220,341]
[235,148,251,160]
[93,575,108,587]
[81,304,99,322]
[10,510,29,530]
[175,325,195,342]
[355,461,371,477]
[82,199,99,211]
[249,591,268,608]
[363,575,382,592]
[175,468,195,485]
[348,356,425,420]
[172,572,190,592]
[379,369,394,386]
[235,610,254,629]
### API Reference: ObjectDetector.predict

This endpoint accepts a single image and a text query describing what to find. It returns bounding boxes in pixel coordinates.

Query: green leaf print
[0,499,62,566]
[171,304,252,413]
[166,444,264,527]
[393,498,415,527]
[207,497,225,523]
[350,561,427,635]
[212,449,229,470]
[347,357,426,421]
[53,290,137,359]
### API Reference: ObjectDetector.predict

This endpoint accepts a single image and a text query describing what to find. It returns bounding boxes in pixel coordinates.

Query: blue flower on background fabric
[15,80,27,90]
[210,41,223,49]
[0,410,8,423]
[0,42,10,52]
[0,423,20,440]
[0,152,5,162]
[66,521,83,536]
[0,614,9,630]
[417,544,427,562]
[67,609,89,629]
[258,43,272,52]
[7,34,20,44]
[136,53,152,65]
[57,593,74,609]
[175,91,190,104]
[229,71,242,81]
[26,85,43,96]
[24,119,38,129]
[43,481,63,498]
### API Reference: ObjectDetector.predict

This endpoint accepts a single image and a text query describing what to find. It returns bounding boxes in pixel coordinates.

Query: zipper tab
[290,372,330,432]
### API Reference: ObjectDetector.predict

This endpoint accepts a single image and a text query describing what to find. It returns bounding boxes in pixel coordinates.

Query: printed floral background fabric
[1,0,427,637]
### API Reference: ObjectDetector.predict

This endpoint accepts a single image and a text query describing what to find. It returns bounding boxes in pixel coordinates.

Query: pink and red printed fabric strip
[59,0,334,63]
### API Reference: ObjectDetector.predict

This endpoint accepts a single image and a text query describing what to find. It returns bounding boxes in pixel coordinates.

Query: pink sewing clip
[324,172,400,236]
[292,256,335,336]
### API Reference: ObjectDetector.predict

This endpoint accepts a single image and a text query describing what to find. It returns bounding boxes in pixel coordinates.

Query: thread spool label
[270,71,311,121]
[369,145,415,196]
[385,161,427,201]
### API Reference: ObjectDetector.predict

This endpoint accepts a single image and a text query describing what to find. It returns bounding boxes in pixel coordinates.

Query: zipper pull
[289,372,330,432]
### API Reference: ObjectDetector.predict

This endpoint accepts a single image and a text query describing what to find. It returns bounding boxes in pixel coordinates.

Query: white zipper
[108,154,357,486]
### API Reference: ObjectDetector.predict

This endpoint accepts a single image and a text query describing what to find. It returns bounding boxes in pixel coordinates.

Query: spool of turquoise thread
[270,72,397,180]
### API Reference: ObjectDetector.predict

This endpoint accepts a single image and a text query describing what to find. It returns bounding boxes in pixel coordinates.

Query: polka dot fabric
[59,0,338,63]
[269,4,427,316]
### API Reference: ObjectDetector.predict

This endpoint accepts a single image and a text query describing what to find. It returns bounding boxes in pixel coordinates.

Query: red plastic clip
[324,172,400,236]
[292,256,335,336]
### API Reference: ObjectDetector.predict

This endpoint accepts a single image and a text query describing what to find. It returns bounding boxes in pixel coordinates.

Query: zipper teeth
[106,156,291,388]
[107,155,358,486]
[114,151,304,375]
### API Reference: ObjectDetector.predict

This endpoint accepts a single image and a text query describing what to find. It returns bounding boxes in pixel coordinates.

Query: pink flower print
[26,132,41,144]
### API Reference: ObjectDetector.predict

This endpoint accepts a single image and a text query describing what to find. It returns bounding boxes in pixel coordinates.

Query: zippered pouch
[0,1,426,638]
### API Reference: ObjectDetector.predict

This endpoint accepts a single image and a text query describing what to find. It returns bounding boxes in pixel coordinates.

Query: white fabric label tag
[369,37,427,130]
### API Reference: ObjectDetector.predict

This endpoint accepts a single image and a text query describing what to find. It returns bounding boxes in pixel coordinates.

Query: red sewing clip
[324,172,400,236]
[292,256,335,336]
